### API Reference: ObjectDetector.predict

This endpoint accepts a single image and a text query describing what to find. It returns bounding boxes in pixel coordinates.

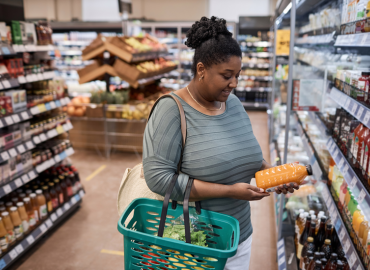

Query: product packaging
[5,90,27,113]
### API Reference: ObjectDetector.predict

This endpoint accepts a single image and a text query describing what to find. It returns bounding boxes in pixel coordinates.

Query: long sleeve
[142,97,189,201]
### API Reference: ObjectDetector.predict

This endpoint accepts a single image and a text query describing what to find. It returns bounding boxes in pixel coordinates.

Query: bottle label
[364,146,369,170]
[67,187,73,197]
[47,201,53,212]
[22,220,29,233]
[51,198,58,209]
[7,230,15,244]
[33,210,39,222]
[0,236,8,251]
[14,225,23,240]
[361,142,366,165]
[72,184,78,195]
[39,204,47,219]
[59,193,64,204]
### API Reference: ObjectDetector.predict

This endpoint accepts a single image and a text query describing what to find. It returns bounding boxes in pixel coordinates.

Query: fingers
[248,184,265,193]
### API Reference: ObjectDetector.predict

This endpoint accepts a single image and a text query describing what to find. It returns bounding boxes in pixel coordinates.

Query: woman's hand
[274,183,300,195]
[230,183,270,201]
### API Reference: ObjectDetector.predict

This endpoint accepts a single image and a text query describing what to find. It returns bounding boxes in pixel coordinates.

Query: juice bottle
[328,158,335,185]
[9,207,23,240]
[0,217,8,253]
[16,202,29,234]
[312,260,322,270]
[307,252,321,270]
[354,210,364,240]
[65,174,73,198]
[1,212,15,246]
[300,237,316,269]
[255,163,312,192]
[59,175,69,202]
[308,221,316,239]
[42,186,53,214]
[321,239,332,260]
[35,190,47,220]
[358,219,368,251]
[48,183,59,209]
[5,202,12,212]
[324,253,337,270]
[29,194,40,225]
[18,193,26,202]
[324,223,333,244]
[332,229,341,254]
[54,179,64,205]
[11,198,18,205]
[300,216,312,245]
[362,132,370,179]
[315,216,327,251]
[297,213,308,260]
[353,125,367,167]
[339,182,348,209]
[295,210,304,252]
[23,198,37,230]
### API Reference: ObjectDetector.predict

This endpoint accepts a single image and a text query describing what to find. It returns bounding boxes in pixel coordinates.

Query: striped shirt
[143,93,263,244]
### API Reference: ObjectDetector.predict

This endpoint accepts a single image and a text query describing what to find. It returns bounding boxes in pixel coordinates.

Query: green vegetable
[162,225,208,247]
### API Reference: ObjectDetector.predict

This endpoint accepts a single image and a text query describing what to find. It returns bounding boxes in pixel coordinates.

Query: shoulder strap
[148,94,187,173]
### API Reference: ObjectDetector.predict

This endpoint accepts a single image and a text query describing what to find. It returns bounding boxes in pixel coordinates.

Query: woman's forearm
[260,160,273,170]
[189,179,233,201]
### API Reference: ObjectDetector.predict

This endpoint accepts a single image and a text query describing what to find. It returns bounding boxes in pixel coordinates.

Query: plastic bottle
[324,253,337,270]
[315,217,327,251]
[23,198,36,230]
[65,174,73,198]
[1,212,15,246]
[255,163,312,192]
[321,239,332,260]
[35,190,47,220]
[308,222,316,239]
[328,158,335,185]
[5,202,12,213]
[16,202,29,235]
[42,186,53,214]
[0,217,8,254]
[301,237,316,270]
[295,211,305,254]
[53,179,64,205]
[9,207,23,240]
[300,216,312,246]
[307,252,321,270]
[358,219,369,249]
[59,175,69,202]
[29,194,40,225]
[302,250,313,270]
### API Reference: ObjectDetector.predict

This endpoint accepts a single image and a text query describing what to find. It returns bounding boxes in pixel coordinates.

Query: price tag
[330,203,335,213]
[3,184,11,195]
[330,142,336,152]
[333,149,339,159]
[21,111,29,120]
[37,104,46,113]
[26,74,34,82]
[39,224,47,234]
[331,210,338,222]
[48,158,55,167]
[65,148,74,156]
[361,34,368,45]
[350,176,358,189]
[45,103,51,111]
[45,219,53,228]
[39,133,47,141]
[54,154,61,163]
[49,101,56,109]
[22,174,30,183]
[60,98,66,106]
[8,249,18,260]
[356,265,362,270]
[345,98,351,108]
[18,76,26,84]
[342,164,349,176]
[71,196,77,205]
[56,208,63,217]
[8,148,17,158]
[50,213,57,222]
[62,124,69,132]
[339,227,345,240]
[26,141,34,150]
[0,83,3,90]
[278,256,285,266]
[358,189,366,204]
[67,121,73,130]
[0,120,3,128]
[64,202,70,211]
[357,106,365,119]
[338,158,344,168]
[14,178,22,188]
[15,244,24,254]
[26,235,35,245]
[349,252,357,268]
[28,170,36,180]
[30,106,40,115]
[11,114,20,123]
[344,239,350,253]
[4,116,13,126]
[2,80,11,89]
[0,151,9,161]
[352,103,358,115]
[33,136,41,145]
[17,144,26,154]
[79,190,85,198]
[47,129,58,138]
[328,140,334,150]
[55,100,61,107]
[364,111,370,125]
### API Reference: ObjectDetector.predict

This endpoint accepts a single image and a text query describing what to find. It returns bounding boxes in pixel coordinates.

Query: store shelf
[326,138,370,221]
[242,63,270,68]
[245,41,271,47]
[241,75,273,81]
[236,87,272,92]
[0,190,84,270]
[32,120,73,145]
[335,33,370,47]
[244,52,273,58]
[296,33,335,45]
[19,71,55,84]
[241,102,269,109]
[0,78,19,90]
[320,183,364,269]
[29,97,71,116]
[328,86,370,130]
[307,111,328,136]
[12,44,55,53]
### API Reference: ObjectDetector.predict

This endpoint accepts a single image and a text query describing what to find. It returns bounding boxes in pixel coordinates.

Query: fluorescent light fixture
[283,2,292,14]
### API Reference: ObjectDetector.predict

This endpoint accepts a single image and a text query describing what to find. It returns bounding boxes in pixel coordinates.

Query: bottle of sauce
[0,217,8,254]
[307,252,320,270]
[9,207,23,240]
[48,183,59,209]
[300,237,316,269]
[54,179,64,205]
[255,163,312,192]
[65,174,73,198]
[315,217,327,251]
[336,261,344,270]
[1,212,15,246]
[11,198,18,205]
[42,186,53,214]
[0,207,6,215]
[18,193,26,202]
[308,221,316,239]
[5,202,13,212]
[299,215,312,260]
[25,189,32,196]
[23,198,37,230]
[35,190,47,220]
[29,194,40,225]
[324,253,337,270]
[312,260,322,270]
[16,202,29,234]
[321,239,332,260]
[321,258,328,269]
[59,175,69,202]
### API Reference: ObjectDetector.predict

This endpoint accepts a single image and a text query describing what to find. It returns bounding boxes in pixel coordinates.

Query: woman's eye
[223,76,231,80]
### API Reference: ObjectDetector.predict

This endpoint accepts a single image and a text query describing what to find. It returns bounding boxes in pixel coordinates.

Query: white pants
[224,235,253,270]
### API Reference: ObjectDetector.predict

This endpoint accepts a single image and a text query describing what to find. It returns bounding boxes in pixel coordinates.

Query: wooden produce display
[77,61,118,84]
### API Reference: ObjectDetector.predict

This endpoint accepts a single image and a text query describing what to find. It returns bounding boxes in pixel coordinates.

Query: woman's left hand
[275,183,299,194]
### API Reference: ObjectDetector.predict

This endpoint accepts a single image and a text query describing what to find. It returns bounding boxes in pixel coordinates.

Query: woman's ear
[196,62,206,79]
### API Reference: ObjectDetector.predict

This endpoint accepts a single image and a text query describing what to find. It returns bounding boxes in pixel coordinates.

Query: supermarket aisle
[11,111,276,270]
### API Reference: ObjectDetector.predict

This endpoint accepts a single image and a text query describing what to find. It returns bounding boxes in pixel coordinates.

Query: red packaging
[17,59,24,76]
[0,96,13,117]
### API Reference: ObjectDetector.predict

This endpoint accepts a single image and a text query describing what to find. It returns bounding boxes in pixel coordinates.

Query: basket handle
[157,175,201,244]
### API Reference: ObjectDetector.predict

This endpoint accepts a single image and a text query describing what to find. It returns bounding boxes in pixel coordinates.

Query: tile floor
[10,111,277,270]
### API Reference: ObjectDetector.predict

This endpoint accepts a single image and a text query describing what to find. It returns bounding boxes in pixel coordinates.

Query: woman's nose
[229,78,238,88]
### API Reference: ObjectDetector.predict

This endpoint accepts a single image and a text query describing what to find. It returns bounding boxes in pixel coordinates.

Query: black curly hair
[185,16,241,76]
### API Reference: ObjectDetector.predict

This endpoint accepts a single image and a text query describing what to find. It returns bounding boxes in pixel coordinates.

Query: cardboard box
[11,21,22,45]
[5,90,27,113]
[0,96,13,117]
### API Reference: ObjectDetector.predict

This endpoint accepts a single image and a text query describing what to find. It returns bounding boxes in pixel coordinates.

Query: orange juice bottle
[255,163,312,192]
[328,158,335,186]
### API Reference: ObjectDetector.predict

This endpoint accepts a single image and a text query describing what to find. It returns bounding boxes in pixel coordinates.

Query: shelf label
[45,219,53,228]
[60,98,66,106]
[278,256,285,266]
[11,114,20,123]
[0,151,9,161]
[2,80,11,89]
[33,136,41,145]
[50,213,57,222]
[4,116,13,126]
[344,239,350,253]
[14,178,22,188]
[56,208,63,217]
[64,202,70,211]
[65,148,74,156]
[22,174,30,183]
[28,170,36,180]
[364,111,370,125]
[344,98,351,108]
[30,106,40,115]
[39,133,47,141]
[55,100,61,107]
[338,158,344,168]
[358,189,366,204]
[357,106,365,119]
[71,196,77,205]
[48,129,58,138]
[45,103,51,111]
[39,224,47,234]
[331,210,338,222]
[3,185,11,195]
[8,249,18,260]
[79,190,85,198]
[15,244,24,254]
[26,141,34,150]
[333,149,339,159]
[18,76,26,84]
[350,176,358,189]
[49,101,56,109]
[17,144,26,154]
[54,155,61,163]
[0,120,3,129]
[20,111,29,120]
[8,148,17,158]
[56,125,64,134]
[342,164,349,176]
[339,228,345,241]
[351,103,358,115]
[26,235,35,245]
[349,252,357,268]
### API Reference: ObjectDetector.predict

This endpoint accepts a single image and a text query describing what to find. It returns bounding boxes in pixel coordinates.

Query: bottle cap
[324,239,331,245]
[9,207,17,212]
[30,193,36,198]
[304,212,309,218]
[299,213,305,218]
[314,252,320,258]
[308,237,314,242]
[311,222,316,228]
[331,253,337,259]
[36,190,42,194]
[306,165,313,175]
[23,197,30,202]
[299,209,304,213]
[315,261,322,266]
[311,214,316,220]
[309,210,315,215]
[0,207,5,212]
[5,202,12,207]
[16,202,24,207]
[1,212,8,216]
[321,216,327,222]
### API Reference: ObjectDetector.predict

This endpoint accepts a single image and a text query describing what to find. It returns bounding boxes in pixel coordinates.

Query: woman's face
[199,55,242,102]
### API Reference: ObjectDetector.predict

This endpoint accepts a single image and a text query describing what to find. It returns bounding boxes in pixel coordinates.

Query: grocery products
[162,225,208,247]
[255,163,312,192]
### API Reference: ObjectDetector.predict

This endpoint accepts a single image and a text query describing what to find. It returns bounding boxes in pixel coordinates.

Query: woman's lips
[222,90,231,96]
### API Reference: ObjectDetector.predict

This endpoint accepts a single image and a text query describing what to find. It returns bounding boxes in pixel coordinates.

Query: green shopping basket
[117,176,240,270]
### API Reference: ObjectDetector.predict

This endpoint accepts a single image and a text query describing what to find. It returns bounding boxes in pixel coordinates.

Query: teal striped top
[142,93,263,244]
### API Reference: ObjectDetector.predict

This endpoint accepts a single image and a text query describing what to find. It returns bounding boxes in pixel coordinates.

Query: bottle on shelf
[302,250,314,270]
[16,202,29,235]
[336,261,344,270]
[65,174,73,198]
[324,253,337,270]
[59,175,69,202]
[354,125,367,168]
[42,186,53,214]
[53,179,64,205]
[315,216,327,251]
[308,221,317,239]
[299,215,312,255]
[9,206,23,241]
[301,237,316,269]
[48,183,59,209]
[23,198,37,231]
[312,260,322,270]
[321,239,332,260]
[5,202,12,212]
[35,190,47,220]
[321,258,328,269]
[0,217,8,254]
[1,212,15,247]
[307,252,321,270]
[29,194,40,225]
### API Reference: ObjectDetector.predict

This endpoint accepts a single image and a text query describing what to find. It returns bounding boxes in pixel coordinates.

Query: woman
[143,16,298,270]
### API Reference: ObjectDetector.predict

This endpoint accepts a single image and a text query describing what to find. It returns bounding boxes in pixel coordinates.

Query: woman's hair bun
[185,16,232,49]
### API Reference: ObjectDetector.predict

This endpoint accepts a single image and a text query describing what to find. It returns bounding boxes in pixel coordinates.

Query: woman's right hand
[230,183,270,201]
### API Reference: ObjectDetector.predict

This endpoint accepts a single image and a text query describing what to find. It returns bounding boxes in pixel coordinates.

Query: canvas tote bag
[117,94,188,216]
